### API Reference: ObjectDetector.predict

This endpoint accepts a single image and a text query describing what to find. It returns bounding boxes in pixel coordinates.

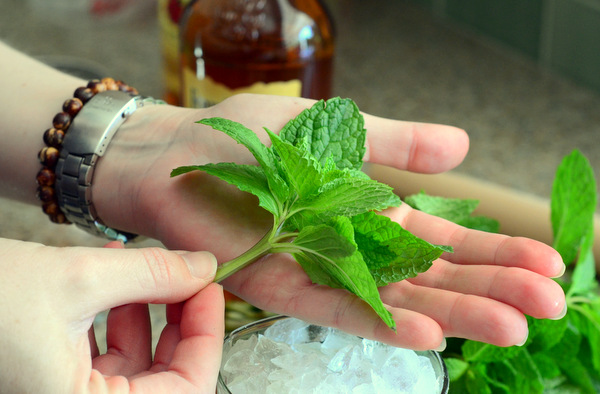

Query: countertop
[1,0,599,352]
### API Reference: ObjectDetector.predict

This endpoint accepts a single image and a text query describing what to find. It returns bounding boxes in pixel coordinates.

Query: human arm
[0,40,566,351]
[0,238,223,393]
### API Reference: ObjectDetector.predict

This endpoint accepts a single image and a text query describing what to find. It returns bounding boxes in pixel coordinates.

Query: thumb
[57,244,218,315]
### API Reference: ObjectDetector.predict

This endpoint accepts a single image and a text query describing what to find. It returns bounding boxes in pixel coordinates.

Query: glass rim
[217,314,449,394]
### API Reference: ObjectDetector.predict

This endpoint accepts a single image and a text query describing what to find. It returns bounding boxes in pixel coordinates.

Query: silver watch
[55,90,163,242]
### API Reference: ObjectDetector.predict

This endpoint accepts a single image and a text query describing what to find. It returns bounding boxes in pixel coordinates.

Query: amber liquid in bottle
[179,0,335,108]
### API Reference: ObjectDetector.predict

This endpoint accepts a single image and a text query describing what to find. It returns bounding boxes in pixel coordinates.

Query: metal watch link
[55,90,163,242]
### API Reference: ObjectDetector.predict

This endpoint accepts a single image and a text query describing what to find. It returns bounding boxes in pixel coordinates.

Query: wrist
[91,104,202,239]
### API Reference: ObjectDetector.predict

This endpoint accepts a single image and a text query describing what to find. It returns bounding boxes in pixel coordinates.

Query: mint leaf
[296,177,401,219]
[198,117,290,204]
[293,216,396,329]
[461,340,521,363]
[445,358,470,381]
[405,192,479,223]
[350,211,449,286]
[551,149,597,265]
[405,191,499,232]
[525,315,568,353]
[266,129,323,199]
[292,224,356,259]
[279,98,366,170]
[171,163,279,216]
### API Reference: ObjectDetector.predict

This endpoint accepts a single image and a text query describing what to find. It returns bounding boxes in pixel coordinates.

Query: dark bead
[50,212,69,224]
[87,79,107,94]
[42,200,60,216]
[101,77,119,91]
[36,167,55,186]
[38,146,60,168]
[74,87,95,103]
[36,185,55,202]
[43,128,66,147]
[116,80,130,92]
[62,98,83,117]
[52,111,71,130]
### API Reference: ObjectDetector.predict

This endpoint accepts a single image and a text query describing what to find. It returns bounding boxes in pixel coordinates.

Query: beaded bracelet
[35,78,139,224]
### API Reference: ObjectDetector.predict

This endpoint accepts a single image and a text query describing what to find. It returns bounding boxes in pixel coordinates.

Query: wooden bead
[38,146,60,168]
[74,87,95,103]
[87,79,107,94]
[42,200,60,215]
[50,212,69,224]
[36,185,55,202]
[101,77,119,91]
[62,98,83,117]
[36,167,55,186]
[43,127,66,147]
[52,111,71,130]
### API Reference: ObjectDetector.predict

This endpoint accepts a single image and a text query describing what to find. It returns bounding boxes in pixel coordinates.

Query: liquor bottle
[158,0,193,105]
[179,0,335,108]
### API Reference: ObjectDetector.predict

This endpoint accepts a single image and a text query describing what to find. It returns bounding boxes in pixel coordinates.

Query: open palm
[96,94,566,350]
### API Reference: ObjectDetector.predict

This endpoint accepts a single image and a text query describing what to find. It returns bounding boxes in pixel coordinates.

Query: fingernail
[182,251,218,279]
[516,330,529,346]
[434,337,447,352]
[550,303,568,320]
[551,263,566,279]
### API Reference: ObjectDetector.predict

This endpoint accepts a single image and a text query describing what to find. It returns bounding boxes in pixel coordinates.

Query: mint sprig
[171,97,450,331]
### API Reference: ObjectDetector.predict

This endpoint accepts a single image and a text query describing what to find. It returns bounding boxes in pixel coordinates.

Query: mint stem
[214,230,274,282]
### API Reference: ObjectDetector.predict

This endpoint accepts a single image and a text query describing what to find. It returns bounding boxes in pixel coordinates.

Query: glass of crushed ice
[217,315,449,394]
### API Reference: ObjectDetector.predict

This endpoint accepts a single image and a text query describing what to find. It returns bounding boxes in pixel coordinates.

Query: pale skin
[0,41,567,392]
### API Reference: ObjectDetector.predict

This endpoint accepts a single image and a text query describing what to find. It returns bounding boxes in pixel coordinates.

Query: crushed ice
[220,318,442,393]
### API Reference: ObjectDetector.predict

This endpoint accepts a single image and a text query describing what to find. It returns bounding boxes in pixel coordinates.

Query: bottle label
[182,67,302,108]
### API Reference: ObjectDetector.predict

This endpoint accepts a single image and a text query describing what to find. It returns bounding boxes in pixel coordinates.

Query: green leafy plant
[171,98,451,331]
[411,149,599,393]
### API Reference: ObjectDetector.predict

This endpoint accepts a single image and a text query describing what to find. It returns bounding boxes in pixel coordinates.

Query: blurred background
[1,0,598,248]
[1,0,599,347]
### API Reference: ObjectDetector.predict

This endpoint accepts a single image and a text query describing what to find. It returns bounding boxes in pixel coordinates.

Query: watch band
[55,90,163,242]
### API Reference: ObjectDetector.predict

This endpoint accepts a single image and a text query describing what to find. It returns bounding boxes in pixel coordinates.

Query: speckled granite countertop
[1,0,599,351]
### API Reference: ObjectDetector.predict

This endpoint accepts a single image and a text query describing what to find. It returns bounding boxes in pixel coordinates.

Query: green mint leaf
[444,357,470,381]
[464,364,493,394]
[266,129,323,199]
[350,211,449,286]
[461,340,522,363]
[530,353,561,380]
[171,163,279,216]
[279,97,366,170]
[293,224,356,259]
[525,315,568,353]
[404,192,478,223]
[458,216,500,233]
[198,117,290,204]
[296,177,401,219]
[405,191,499,232]
[569,228,598,296]
[507,348,544,391]
[551,149,597,265]
[568,301,600,373]
[292,216,396,330]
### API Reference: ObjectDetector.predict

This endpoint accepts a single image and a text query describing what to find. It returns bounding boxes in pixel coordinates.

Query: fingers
[55,246,217,316]
[209,94,470,174]
[130,283,225,392]
[407,260,566,319]
[391,206,566,277]
[223,255,446,350]
[380,281,530,347]
[92,304,152,377]
[363,114,469,173]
